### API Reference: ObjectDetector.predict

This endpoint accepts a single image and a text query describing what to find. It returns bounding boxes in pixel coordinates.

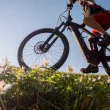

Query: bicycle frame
[42,10,110,65]
[69,22,97,63]
[43,21,100,64]
[56,10,110,64]
[68,21,110,64]
[17,9,110,75]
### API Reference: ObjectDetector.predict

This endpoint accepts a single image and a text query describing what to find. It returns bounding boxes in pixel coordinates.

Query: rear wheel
[102,45,110,75]
[18,28,69,70]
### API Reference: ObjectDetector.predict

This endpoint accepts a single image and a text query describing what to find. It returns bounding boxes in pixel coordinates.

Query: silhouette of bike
[18,7,110,75]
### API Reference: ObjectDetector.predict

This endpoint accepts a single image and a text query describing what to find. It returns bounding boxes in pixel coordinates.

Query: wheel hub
[34,41,49,54]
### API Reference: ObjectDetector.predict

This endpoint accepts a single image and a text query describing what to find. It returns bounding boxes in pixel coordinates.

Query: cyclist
[68,0,110,73]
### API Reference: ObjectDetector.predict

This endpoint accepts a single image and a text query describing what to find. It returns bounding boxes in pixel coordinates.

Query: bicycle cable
[55,8,68,28]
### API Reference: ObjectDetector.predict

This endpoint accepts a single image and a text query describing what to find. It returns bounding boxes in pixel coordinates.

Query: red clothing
[82,1,105,17]
[81,1,110,35]
[92,12,110,35]
[93,12,110,26]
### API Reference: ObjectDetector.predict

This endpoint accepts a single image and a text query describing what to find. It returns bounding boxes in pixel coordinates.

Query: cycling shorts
[93,12,110,25]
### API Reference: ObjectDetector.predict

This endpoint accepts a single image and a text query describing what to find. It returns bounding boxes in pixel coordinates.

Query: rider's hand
[67,4,73,10]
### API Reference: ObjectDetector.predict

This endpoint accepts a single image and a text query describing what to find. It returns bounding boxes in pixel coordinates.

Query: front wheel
[18,28,69,70]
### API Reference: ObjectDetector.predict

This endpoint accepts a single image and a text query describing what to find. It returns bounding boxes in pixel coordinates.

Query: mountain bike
[17,6,110,75]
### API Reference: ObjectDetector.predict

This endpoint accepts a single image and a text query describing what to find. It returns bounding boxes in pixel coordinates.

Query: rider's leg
[80,30,99,73]
[80,64,99,73]
[80,26,109,73]
[83,16,107,35]
[83,12,110,36]
[88,25,109,51]
[81,12,110,73]
[88,30,100,52]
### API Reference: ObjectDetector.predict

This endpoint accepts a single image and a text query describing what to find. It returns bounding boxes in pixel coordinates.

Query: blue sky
[0,0,110,74]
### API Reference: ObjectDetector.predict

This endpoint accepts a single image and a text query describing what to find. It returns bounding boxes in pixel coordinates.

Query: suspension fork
[41,22,66,49]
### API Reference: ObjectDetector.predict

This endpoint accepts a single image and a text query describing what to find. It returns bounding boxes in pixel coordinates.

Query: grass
[0,66,110,110]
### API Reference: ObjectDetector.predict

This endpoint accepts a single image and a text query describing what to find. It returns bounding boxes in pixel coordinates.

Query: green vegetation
[0,65,110,110]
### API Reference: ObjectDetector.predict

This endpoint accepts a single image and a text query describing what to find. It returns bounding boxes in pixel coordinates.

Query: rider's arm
[78,1,87,11]
[68,0,77,4]
[68,0,73,4]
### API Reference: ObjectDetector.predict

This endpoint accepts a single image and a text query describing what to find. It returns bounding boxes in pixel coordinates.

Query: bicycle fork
[41,21,93,63]
[40,22,66,52]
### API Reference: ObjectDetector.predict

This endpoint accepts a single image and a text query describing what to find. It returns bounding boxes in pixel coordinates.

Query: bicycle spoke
[18,29,69,69]
[49,51,61,58]
[48,52,58,62]
[44,53,55,64]
[24,54,36,65]
[27,54,37,66]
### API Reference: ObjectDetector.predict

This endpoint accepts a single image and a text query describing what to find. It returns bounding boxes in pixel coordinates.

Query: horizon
[0,0,110,74]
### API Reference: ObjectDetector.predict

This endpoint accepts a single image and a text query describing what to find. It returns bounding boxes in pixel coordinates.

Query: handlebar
[67,4,86,28]
[57,4,85,28]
